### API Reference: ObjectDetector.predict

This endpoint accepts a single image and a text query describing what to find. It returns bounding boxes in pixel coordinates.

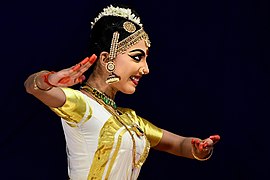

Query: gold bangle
[33,71,53,91]
[192,148,213,161]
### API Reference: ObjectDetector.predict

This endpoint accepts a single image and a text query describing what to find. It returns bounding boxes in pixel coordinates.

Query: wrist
[33,70,54,91]
[191,148,213,161]
[43,71,56,87]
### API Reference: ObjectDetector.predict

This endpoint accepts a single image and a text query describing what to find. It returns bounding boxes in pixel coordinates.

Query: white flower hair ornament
[91,5,143,29]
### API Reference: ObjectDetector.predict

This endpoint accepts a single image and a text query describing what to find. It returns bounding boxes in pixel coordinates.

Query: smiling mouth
[130,76,141,85]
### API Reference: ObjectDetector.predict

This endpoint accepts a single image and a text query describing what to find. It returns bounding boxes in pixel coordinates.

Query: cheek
[115,59,131,75]
[117,65,131,78]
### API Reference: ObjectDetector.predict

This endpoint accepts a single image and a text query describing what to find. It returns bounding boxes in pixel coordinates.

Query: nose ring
[139,67,145,75]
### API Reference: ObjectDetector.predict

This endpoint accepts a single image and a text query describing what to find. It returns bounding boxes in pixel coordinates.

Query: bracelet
[33,71,53,91]
[192,148,213,161]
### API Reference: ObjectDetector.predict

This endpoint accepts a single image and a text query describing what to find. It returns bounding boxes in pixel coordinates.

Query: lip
[130,75,141,86]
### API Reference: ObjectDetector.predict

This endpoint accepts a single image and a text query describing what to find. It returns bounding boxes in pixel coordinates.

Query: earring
[106,73,120,84]
[105,31,120,84]
[105,61,120,84]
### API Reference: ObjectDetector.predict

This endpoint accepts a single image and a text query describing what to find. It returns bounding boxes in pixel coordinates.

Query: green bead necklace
[80,83,117,109]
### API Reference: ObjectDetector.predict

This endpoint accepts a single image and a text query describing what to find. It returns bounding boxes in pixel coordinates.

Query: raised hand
[46,54,97,87]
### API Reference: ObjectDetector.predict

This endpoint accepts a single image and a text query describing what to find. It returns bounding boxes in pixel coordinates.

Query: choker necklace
[80,83,117,109]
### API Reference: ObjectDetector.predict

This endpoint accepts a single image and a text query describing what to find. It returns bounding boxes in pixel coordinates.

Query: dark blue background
[1,0,270,179]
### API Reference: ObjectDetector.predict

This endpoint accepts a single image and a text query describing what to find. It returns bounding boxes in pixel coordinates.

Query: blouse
[50,87,163,180]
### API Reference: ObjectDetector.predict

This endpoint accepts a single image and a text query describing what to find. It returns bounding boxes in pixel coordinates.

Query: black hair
[78,4,145,83]
[88,4,143,56]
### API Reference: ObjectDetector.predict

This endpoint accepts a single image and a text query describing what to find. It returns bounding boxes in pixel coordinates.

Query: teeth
[130,76,139,81]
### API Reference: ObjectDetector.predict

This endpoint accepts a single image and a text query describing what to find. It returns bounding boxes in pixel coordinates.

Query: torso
[50,88,162,180]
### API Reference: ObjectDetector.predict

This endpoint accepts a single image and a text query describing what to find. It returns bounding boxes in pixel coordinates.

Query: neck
[85,73,117,100]
[81,82,117,109]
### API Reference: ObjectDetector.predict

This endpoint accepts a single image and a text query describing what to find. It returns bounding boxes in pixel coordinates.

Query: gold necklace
[82,83,117,109]
[80,84,138,169]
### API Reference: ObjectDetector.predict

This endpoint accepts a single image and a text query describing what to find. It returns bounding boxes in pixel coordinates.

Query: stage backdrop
[1,0,270,179]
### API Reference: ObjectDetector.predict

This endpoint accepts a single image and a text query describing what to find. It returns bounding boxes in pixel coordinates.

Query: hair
[79,4,147,83]
[88,4,143,57]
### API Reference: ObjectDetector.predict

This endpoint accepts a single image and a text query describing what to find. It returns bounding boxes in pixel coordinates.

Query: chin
[120,87,136,95]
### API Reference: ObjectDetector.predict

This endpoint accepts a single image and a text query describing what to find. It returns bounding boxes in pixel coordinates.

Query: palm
[48,54,97,87]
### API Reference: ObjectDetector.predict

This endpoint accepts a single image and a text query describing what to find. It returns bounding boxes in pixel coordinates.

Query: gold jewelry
[192,148,213,161]
[109,24,151,60]
[33,71,53,91]
[117,28,151,55]
[123,21,136,33]
[81,84,117,109]
[109,31,120,61]
[139,67,145,75]
[106,73,121,84]
[106,61,116,72]
[106,31,120,84]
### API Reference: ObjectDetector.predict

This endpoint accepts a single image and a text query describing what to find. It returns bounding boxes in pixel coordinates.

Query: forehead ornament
[117,27,151,54]
[123,21,136,33]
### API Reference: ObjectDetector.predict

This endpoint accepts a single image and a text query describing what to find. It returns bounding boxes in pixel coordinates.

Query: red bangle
[42,71,56,87]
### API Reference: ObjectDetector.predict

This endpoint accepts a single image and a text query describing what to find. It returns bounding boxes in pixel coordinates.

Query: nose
[142,61,150,75]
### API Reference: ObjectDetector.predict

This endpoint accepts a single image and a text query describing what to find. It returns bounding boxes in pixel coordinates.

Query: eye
[129,54,143,62]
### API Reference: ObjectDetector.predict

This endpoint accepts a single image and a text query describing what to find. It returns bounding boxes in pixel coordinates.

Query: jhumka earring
[105,31,120,84]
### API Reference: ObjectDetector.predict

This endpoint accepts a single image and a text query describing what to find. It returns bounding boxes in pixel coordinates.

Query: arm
[24,71,66,107]
[154,129,220,160]
[24,54,97,108]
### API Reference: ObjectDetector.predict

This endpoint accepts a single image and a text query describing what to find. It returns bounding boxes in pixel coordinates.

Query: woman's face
[112,39,149,94]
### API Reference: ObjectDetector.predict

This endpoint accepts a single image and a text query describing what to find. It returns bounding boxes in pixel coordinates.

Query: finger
[69,64,87,77]
[70,54,97,74]
[209,135,221,144]
[191,138,202,151]
[203,142,213,152]
[71,56,91,72]
[70,75,86,85]
[211,135,221,140]
[199,140,210,151]
[78,75,86,84]
[89,54,97,64]
[199,141,205,151]
[72,64,82,71]
[81,57,90,65]
[195,139,201,150]
[203,142,209,148]
[58,76,71,84]
[73,56,91,70]
[191,138,197,147]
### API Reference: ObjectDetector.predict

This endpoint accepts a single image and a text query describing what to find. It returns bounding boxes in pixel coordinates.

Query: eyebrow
[129,49,146,56]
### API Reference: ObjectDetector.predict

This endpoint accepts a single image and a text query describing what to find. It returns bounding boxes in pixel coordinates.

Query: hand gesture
[47,54,97,87]
[191,134,220,160]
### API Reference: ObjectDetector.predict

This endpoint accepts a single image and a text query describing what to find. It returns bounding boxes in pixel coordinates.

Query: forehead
[127,39,148,52]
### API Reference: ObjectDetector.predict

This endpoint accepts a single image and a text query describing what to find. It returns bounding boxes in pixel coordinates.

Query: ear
[99,51,109,66]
